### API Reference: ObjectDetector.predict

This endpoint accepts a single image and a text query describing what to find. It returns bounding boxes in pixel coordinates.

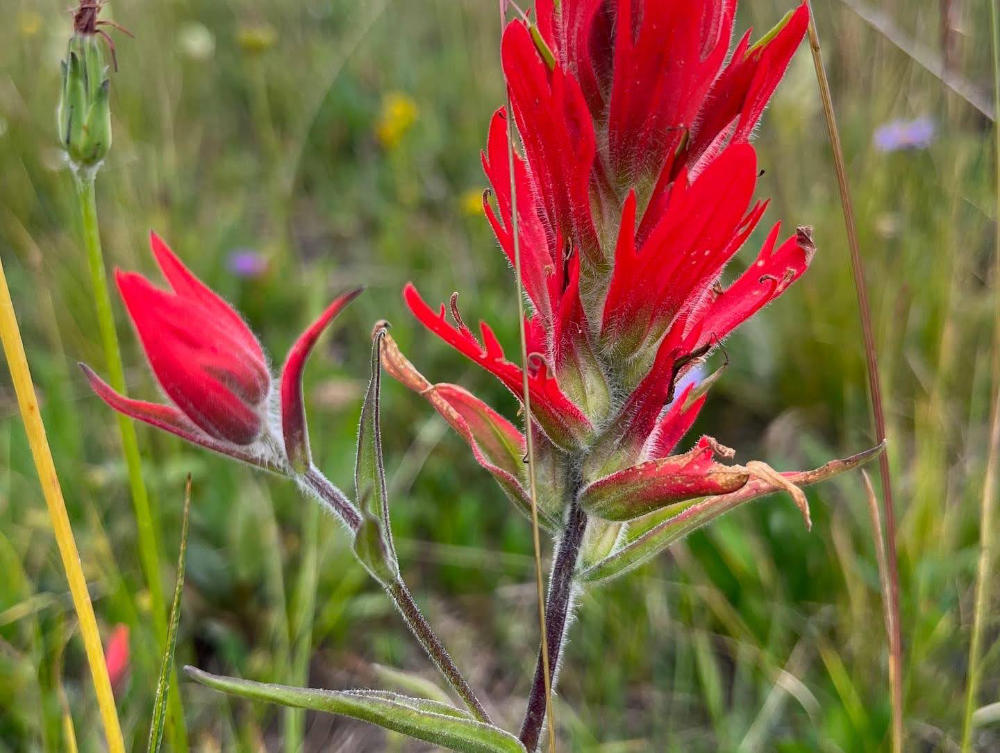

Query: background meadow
[0,0,997,750]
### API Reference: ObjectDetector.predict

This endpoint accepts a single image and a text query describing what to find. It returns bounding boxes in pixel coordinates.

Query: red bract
[84,232,360,470]
[393,1,816,523]
[110,232,270,446]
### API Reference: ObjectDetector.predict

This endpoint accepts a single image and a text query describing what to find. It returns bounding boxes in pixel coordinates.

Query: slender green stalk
[385,579,492,724]
[960,2,1000,748]
[302,466,489,723]
[74,175,189,752]
[804,8,904,752]
[0,254,124,753]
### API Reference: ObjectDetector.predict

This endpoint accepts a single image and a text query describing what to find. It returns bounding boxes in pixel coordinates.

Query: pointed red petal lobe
[403,283,592,450]
[82,364,263,466]
[280,288,363,471]
[693,225,815,350]
[148,231,267,370]
[689,4,810,162]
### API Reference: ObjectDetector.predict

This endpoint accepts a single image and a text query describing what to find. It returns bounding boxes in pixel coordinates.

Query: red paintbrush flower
[84,232,360,471]
[393,1,820,526]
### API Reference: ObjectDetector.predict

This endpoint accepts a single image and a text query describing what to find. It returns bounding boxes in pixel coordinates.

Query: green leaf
[370,663,454,706]
[355,327,392,521]
[352,325,398,580]
[581,444,884,585]
[147,476,192,753]
[184,667,526,753]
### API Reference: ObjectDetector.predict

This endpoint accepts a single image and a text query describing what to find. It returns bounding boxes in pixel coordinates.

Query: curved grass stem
[960,1,1000,748]
[805,8,903,752]
[0,255,125,753]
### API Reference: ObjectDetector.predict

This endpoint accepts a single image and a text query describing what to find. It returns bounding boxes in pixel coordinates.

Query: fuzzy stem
[385,579,492,724]
[804,9,904,752]
[0,254,125,753]
[299,466,489,722]
[301,465,363,531]
[519,500,588,752]
[74,175,189,751]
[960,1,1000,747]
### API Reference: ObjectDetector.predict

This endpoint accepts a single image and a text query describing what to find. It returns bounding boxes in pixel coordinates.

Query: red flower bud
[113,232,270,445]
[85,233,277,464]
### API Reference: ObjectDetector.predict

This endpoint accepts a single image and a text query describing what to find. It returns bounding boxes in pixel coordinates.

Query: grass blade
[0,252,125,753]
[147,475,192,753]
[960,2,1000,747]
[805,6,904,750]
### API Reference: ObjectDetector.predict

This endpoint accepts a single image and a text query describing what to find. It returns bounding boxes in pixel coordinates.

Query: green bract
[58,34,112,171]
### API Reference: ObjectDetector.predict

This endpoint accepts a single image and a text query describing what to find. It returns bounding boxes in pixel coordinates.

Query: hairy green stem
[299,465,488,723]
[385,579,492,725]
[75,176,188,752]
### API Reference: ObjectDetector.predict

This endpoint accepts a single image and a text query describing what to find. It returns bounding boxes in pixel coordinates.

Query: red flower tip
[116,233,270,445]
[280,287,363,472]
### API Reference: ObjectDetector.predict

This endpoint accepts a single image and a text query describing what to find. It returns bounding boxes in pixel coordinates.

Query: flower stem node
[58,34,112,173]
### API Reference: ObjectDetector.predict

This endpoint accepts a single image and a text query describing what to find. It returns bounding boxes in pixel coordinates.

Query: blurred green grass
[0,0,997,750]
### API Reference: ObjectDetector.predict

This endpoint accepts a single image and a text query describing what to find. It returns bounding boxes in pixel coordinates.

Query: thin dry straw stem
[805,6,904,752]
[0,255,125,753]
[497,2,556,749]
[960,1,1000,748]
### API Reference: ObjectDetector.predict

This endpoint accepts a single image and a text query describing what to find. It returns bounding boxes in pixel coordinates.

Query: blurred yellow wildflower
[376,92,418,149]
[459,188,485,217]
[18,10,42,37]
[237,23,277,54]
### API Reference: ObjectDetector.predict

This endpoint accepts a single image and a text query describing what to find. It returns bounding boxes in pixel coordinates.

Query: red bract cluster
[395,1,815,524]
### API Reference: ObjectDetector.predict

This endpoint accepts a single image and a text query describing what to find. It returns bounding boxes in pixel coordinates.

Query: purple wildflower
[226,249,269,279]
[873,117,935,152]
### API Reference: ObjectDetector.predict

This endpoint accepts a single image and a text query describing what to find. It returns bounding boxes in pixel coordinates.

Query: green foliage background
[0,0,996,750]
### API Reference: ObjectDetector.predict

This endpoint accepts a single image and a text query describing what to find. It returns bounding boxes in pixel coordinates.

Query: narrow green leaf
[356,326,389,522]
[581,444,884,584]
[185,668,526,753]
[147,476,192,753]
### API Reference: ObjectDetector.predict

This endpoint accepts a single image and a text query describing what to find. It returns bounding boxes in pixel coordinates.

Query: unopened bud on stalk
[58,2,126,173]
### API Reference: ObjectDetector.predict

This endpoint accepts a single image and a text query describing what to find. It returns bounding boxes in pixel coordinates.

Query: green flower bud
[58,34,112,172]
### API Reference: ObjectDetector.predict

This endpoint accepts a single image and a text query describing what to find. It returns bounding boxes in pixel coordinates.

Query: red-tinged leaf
[581,442,886,584]
[403,283,592,450]
[379,332,559,528]
[580,439,749,521]
[642,382,707,461]
[116,234,272,445]
[601,144,763,355]
[280,288,363,471]
[81,364,269,468]
[606,0,733,183]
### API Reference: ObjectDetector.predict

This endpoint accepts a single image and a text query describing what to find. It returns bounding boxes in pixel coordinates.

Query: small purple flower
[873,117,935,152]
[227,249,269,279]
